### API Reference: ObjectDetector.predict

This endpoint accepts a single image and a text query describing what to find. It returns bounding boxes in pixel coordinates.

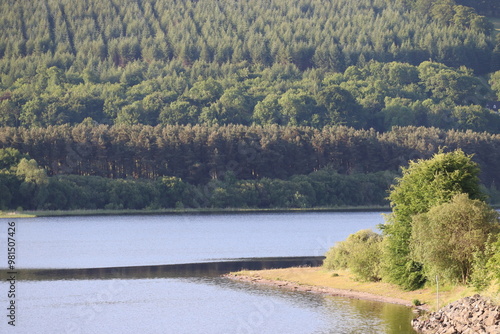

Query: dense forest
[2,60,500,132]
[1,125,500,210]
[0,0,499,129]
[1,0,500,210]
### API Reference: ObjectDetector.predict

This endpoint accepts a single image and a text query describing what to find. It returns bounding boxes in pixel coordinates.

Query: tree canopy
[382,150,485,289]
[411,193,499,284]
[0,0,498,130]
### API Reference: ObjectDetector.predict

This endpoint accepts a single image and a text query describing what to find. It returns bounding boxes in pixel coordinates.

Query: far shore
[226,267,500,312]
[2,203,500,219]
[0,205,391,218]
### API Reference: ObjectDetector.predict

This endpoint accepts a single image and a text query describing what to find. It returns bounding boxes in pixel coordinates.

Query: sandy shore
[225,272,427,310]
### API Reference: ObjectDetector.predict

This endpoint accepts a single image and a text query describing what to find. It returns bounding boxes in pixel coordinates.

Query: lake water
[0,211,417,333]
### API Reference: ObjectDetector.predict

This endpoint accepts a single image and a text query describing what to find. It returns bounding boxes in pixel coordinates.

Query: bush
[324,229,383,281]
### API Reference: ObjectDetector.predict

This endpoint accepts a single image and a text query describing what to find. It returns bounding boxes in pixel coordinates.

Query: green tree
[201,86,254,125]
[159,101,199,125]
[381,150,485,290]
[185,78,223,107]
[452,105,500,132]
[16,158,48,186]
[16,158,49,209]
[316,85,363,127]
[252,94,282,125]
[278,89,318,126]
[411,193,499,284]
[0,148,24,171]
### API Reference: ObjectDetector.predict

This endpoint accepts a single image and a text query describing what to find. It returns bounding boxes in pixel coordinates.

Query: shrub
[324,229,383,281]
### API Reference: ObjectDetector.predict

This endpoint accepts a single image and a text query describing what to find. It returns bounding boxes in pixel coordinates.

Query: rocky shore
[412,295,500,334]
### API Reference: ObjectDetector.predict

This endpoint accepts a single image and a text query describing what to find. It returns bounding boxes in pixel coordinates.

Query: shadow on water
[0,256,324,281]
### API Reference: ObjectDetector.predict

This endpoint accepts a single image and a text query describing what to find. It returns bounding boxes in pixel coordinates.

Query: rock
[484,314,496,326]
[412,295,500,334]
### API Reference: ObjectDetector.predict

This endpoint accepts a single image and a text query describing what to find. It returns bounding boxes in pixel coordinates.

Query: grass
[0,211,36,218]
[231,267,500,311]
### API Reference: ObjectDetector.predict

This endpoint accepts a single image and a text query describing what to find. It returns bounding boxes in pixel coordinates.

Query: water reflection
[320,297,417,334]
[0,271,417,333]
[210,277,418,334]
[0,256,324,280]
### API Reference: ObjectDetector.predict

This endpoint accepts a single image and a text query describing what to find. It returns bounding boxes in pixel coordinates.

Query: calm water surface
[12,211,386,268]
[0,212,417,333]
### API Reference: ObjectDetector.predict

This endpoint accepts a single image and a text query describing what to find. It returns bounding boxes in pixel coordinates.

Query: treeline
[1,60,500,132]
[0,149,394,210]
[1,124,500,189]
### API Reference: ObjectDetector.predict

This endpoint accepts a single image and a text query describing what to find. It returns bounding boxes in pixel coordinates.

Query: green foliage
[382,150,485,290]
[324,229,383,282]
[2,124,500,190]
[16,158,48,186]
[455,0,499,18]
[1,58,499,131]
[486,237,500,289]
[410,193,499,284]
[15,158,49,209]
[469,235,496,292]
[316,85,362,127]
[0,173,20,210]
[491,71,500,99]
[0,148,24,171]
[0,0,498,130]
[2,125,500,211]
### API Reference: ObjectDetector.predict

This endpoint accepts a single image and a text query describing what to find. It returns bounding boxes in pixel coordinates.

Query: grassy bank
[0,211,36,218]
[230,267,500,311]
[0,205,390,218]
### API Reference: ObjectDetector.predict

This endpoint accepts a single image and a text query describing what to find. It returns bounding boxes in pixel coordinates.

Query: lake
[0,211,417,333]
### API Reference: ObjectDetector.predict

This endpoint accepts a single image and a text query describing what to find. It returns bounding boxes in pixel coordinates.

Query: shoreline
[224,272,422,309]
[0,205,390,218]
[3,204,499,218]
[224,267,490,312]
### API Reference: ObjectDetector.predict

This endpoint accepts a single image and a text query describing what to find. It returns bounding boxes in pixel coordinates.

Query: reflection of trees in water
[1,256,324,281]
[320,296,417,334]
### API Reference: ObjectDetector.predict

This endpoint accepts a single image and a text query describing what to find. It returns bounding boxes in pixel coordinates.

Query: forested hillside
[1,0,500,210]
[0,0,499,129]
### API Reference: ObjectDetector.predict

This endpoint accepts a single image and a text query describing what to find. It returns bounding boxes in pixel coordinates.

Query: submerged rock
[412,295,500,334]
